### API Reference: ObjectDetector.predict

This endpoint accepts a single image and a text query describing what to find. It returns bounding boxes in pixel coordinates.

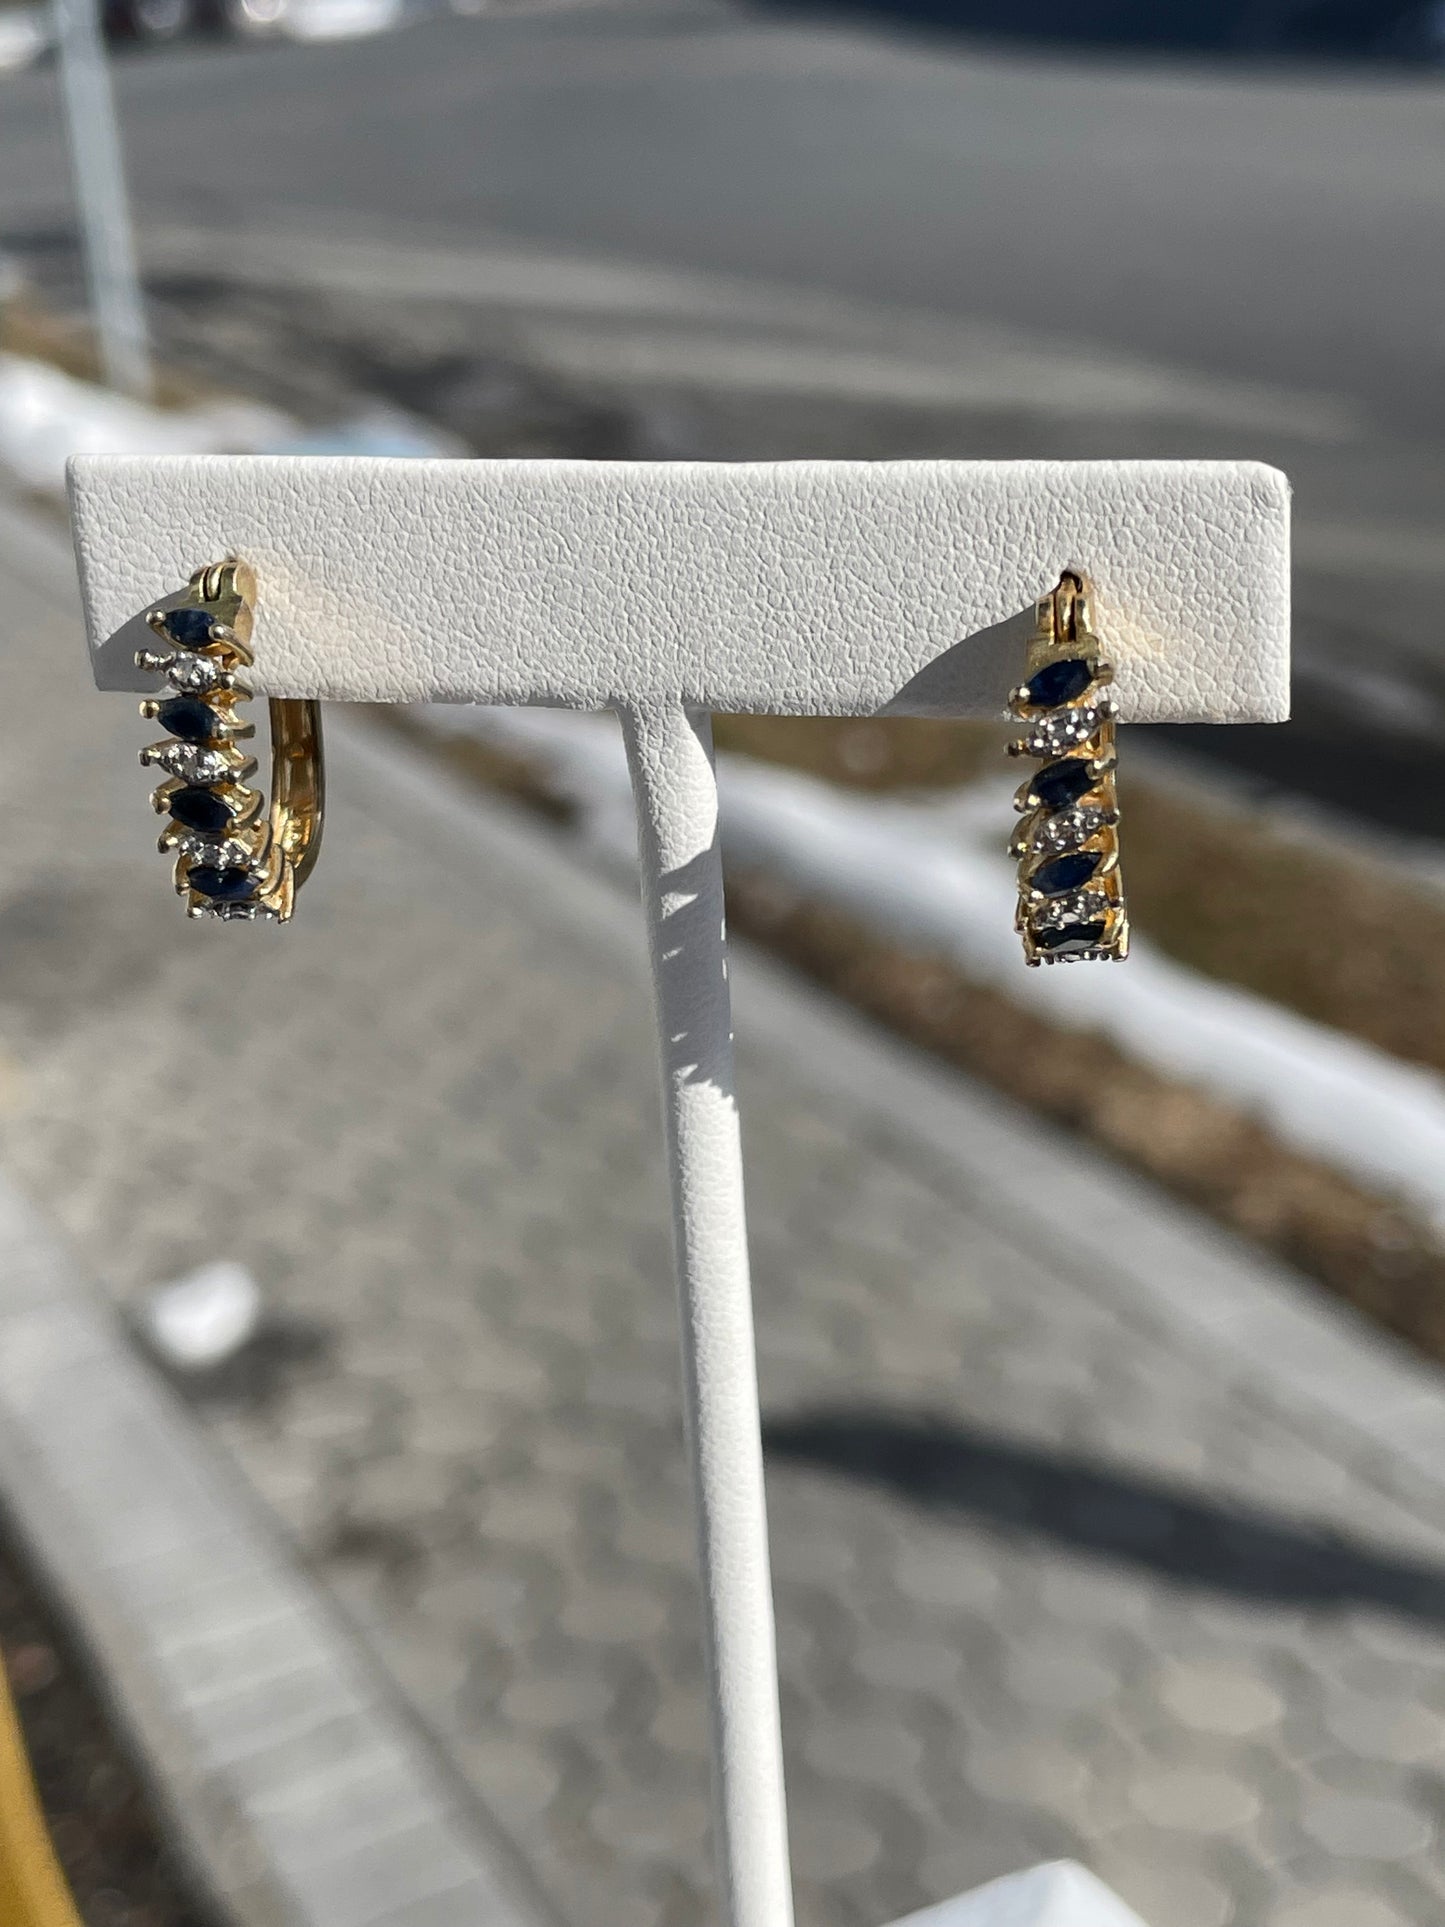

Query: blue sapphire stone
[1023,657,1093,708]
[1031,851,1100,897]
[168,786,231,832]
[188,864,257,902]
[161,608,217,647]
[157,697,219,743]
[1032,758,1096,812]
[1035,920,1107,952]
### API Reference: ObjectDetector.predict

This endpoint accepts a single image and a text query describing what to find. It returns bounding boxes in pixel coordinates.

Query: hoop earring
[137,560,324,923]
[1007,571,1129,966]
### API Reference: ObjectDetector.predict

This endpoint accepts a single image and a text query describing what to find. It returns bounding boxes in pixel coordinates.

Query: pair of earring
[1008,572,1129,966]
[135,559,1126,961]
[137,560,322,923]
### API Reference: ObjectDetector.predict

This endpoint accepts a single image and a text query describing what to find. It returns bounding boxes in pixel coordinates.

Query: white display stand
[893,1862,1147,1927]
[69,454,1290,1927]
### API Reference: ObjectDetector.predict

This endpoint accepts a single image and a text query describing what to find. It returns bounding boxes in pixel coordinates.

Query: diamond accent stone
[1034,804,1113,852]
[1033,889,1109,931]
[167,650,226,694]
[196,899,276,923]
[173,831,255,869]
[1020,702,1111,757]
[142,741,230,785]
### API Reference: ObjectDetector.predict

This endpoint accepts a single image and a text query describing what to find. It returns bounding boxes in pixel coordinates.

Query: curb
[0,1176,552,1927]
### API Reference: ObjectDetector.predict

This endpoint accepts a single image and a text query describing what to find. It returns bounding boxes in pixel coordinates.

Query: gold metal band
[137,559,324,922]
[269,693,325,894]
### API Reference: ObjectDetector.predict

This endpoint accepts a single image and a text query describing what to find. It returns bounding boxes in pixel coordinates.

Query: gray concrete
[8,487,1445,1927]
[0,1154,550,1927]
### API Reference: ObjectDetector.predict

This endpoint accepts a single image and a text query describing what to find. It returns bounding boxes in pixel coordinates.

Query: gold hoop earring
[1007,571,1128,966]
[137,560,324,923]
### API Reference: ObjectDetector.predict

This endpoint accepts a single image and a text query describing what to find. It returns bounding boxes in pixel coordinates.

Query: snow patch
[0,353,291,493]
[419,704,1445,1237]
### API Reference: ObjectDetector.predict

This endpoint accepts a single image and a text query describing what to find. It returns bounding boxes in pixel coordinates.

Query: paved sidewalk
[7,496,1445,1927]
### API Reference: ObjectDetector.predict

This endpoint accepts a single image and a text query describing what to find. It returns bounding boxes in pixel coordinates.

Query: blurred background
[5,4,1445,1926]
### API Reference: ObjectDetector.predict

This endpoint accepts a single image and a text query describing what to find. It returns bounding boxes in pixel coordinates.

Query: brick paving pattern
[3,522,1445,1927]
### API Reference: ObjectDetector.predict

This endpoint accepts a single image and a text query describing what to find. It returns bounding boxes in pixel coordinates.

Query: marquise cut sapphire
[1023,657,1093,708]
[1031,851,1100,897]
[1031,758,1097,812]
[157,697,219,743]
[1035,920,1107,952]
[168,787,232,832]
[160,609,217,647]
[187,864,257,902]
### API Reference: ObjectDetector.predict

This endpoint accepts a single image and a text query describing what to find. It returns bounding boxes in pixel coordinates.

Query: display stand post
[68,453,1292,1927]
[621,702,795,1927]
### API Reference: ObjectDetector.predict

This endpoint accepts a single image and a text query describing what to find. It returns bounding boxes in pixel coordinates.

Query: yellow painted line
[0,1662,83,1927]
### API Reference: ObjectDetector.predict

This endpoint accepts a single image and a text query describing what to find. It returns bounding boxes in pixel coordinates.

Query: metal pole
[50,0,151,400]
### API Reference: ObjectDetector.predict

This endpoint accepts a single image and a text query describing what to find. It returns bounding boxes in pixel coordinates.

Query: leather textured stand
[69,455,1288,721]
